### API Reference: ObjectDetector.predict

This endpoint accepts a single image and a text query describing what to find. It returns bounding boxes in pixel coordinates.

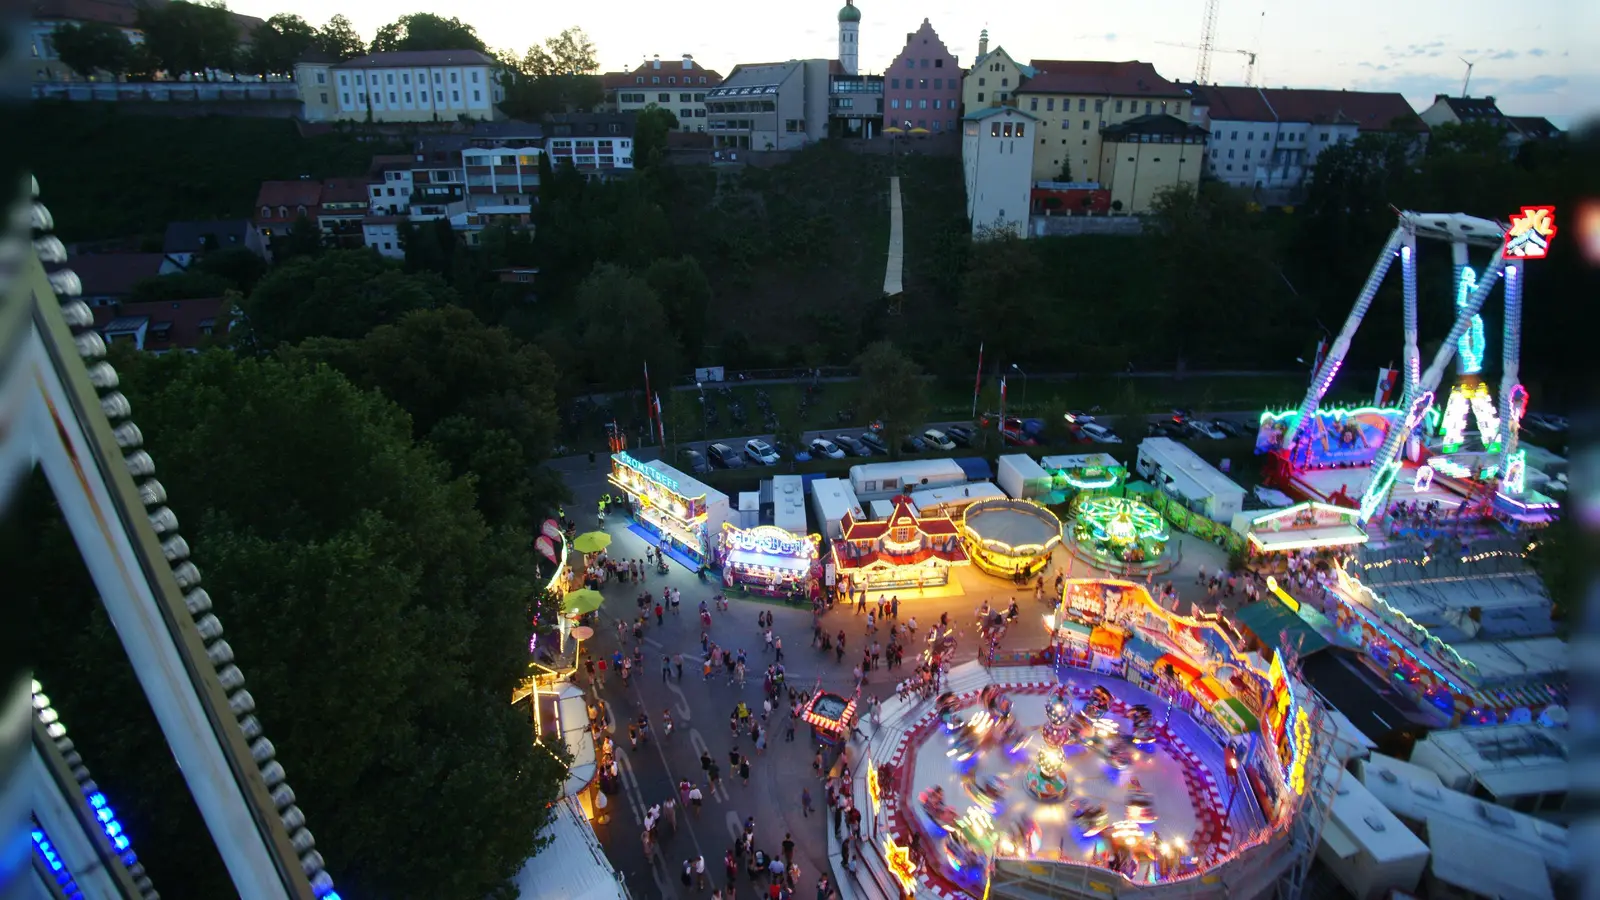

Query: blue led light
[33,828,86,899]
[1454,267,1486,375]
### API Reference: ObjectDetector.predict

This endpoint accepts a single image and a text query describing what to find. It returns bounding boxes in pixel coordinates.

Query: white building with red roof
[601,55,723,132]
[831,497,969,592]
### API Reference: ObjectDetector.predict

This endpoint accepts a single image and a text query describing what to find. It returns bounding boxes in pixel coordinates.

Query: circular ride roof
[963,500,1061,550]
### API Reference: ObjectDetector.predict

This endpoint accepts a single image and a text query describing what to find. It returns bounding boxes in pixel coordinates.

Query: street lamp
[1010,364,1029,407]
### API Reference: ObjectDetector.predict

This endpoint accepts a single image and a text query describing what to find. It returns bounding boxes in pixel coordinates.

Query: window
[694,93,705,101]
[1247,131,1254,140]
[1211,149,1217,158]
[386,74,394,84]
[433,72,441,83]
[681,108,692,118]
[405,92,411,102]
[1000,77,1008,86]
[389,92,396,102]
[890,99,899,109]
[668,76,676,84]
[976,92,984,102]
[652,76,660,83]
[919,99,927,109]
[473,90,481,101]
[1015,123,1025,137]
[356,75,364,85]
[1319,132,1330,142]
[1213,130,1220,139]
[1175,101,1182,115]
[449,72,458,83]
[1244,149,1251,159]
[1082,119,1091,130]
[386,188,395,196]
[696,109,705,117]
[339,74,347,85]
[933,99,941,109]
[1115,100,1123,112]
[891,78,899,88]
[1045,98,1054,111]
[699,76,707,83]
[1230,131,1237,139]
[1144,101,1151,114]
[918,78,927,88]
[680,93,691,102]
[933,78,941,89]
[342,92,350,104]
[635,76,644,83]
[452,90,459,102]
[278,206,287,217]
[320,92,327,103]
[436,91,443,102]
[1227,148,1234,158]
[659,93,669,102]
[402,73,409,84]
[935,58,943,67]
[1094,99,1103,112]
[315,72,325,84]
[260,206,270,218]
[1030,98,1038,111]
[1079,98,1086,112]
[1226,164,1233,171]
[991,122,1001,137]
[905,59,915,68]
[471,70,479,83]
[359,92,366,102]
[948,119,955,131]
[978,77,985,86]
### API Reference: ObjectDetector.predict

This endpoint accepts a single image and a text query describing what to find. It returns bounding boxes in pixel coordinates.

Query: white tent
[511,796,630,900]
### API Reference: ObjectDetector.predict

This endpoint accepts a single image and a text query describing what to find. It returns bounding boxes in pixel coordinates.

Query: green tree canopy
[12,350,563,899]
[575,263,682,390]
[854,340,929,455]
[135,0,240,81]
[49,21,132,79]
[633,105,680,169]
[644,255,712,365]
[294,306,564,528]
[239,249,452,348]
[370,12,485,53]
[958,230,1047,366]
[314,14,367,60]
[245,13,316,77]
[519,26,599,76]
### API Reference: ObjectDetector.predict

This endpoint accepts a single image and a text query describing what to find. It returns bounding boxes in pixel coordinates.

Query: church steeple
[838,0,860,75]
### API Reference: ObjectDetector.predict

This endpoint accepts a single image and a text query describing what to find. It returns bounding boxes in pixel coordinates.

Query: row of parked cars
[1149,410,1249,441]
[676,425,986,473]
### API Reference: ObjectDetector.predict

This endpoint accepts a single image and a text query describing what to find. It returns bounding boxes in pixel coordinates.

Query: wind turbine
[1459,56,1478,97]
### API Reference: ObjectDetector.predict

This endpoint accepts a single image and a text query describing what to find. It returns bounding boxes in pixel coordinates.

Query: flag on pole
[654,392,666,444]
[643,362,656,444]
[971,342,984,418]
[998,376,1007,434]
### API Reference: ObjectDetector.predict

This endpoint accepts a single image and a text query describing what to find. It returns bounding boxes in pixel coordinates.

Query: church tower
[838,0,860,75]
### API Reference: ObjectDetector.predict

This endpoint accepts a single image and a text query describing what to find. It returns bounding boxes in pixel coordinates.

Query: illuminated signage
[883,835,918,892]
[1504,206,1557,259]
[723,524,818,558]
[613,452,684,495]
[867,758,882,814]
[1264,576,1299,613]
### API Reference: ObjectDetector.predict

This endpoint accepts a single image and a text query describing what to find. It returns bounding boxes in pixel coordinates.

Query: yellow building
[961,30,1037,113]
[1014,60,1201,211]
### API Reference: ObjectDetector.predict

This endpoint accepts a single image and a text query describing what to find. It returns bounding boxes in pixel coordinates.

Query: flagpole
[971,342,984,420]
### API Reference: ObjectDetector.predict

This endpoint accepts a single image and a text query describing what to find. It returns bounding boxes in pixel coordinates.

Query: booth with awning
[718,523,820,597]
[1241,501,1370,554]
[1234,596,1333,660]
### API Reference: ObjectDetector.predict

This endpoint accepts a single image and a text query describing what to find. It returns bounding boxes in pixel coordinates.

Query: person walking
[725,848,739,885]
[675,653,684,681]
[774,635,784,662]
[661,654,672,682]
[709,761,722,790]
[764,628,774,654]
[782,833,795,866]
[655,602,664,626]
[689,784,704,816]
[695,854,708,889]
[740,754,752,785]
[801,786,814,816]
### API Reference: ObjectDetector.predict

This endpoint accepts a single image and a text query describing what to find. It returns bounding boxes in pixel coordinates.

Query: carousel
[959,497,1064,579]
[1071,496,1171,565]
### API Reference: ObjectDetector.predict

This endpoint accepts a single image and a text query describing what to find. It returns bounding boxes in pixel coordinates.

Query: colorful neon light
[884,835,919,892]
[1426,456,1472,479]
[1264,576,1300,612]
[722,523,818,558]
[1334,568,1477,688]
[1504,206,1557,260]
[1440,385,1470,450]
[1413,465,1434,492]
[1454,267,1486,375]
[612,451,685,495]
[867,758,882,814]
[1503,449,1526,495]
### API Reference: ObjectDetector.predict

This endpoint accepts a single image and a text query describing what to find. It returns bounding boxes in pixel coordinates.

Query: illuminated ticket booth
[718,523,821,598]
[802,690,858,749]
[608,451,730,569]
[831,497,969,593]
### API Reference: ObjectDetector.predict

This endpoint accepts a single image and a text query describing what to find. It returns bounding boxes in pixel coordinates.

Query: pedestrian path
[883,176,904,297]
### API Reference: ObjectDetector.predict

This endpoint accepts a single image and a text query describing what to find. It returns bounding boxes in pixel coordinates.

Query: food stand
[608,452,729,568]
[831,497,969,593]
[717,523,820,598]
[802,690,858,748]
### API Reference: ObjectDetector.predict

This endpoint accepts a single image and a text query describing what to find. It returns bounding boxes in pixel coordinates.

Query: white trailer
[810,478,865,541]
[848,459,966,502]
[771,475,808,536]
[1134,437,1246,524]
[997,454,1051,500]
[911,481,1007,517]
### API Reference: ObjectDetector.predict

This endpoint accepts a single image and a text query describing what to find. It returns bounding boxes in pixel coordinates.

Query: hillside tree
[855,341,929,456]
[239,248,452,348]
[136,0,240,81]
[575,263,682,390]
[314,14,367,60]
[245,13,316,76]
[49,22,132,79]
[370,13,485,53]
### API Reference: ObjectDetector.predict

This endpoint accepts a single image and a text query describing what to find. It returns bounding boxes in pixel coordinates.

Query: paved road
[556,463,1233,899]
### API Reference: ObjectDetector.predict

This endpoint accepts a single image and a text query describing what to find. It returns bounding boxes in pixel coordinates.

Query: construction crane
[1195,0,1220,83]
[1158,40,1258,85]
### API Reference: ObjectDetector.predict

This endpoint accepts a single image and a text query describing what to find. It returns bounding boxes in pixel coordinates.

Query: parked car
[901,435,928,454]
[1210,419,1245,438]
[1146,422,1175,438]
[1187,420,1228,440]
[1080,423,1122,444]
[945,424,976,446]
[1063,410,1095,424]
[1002,426,1038,446]
[809,437,847,459]
[922,428,957,451]
[859,432,888,454]
[679,448,711,474]
[706,442,744,469]
[744,439,781,466]
[834,433,871,456]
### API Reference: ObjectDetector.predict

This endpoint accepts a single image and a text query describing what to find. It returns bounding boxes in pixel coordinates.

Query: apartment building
[602,55,723,131]
[882,19,961,134]
[1188,85,1426,190]
[1015,60,1200,212]
[1418,94,1562,156]
[705,60,833,151]
[829,73,884,138]
[544,113,635,177]
[295,49,502,123]
[962,30,1036,113]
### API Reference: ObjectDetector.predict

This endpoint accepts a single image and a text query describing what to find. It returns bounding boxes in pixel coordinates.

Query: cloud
[1488,50,1518,61]
[1497,74,1567,93]
[1386,41,1449,60]
[1105,33,1117,42]
[1527,48,1547,57]
[1358,62,1391,71]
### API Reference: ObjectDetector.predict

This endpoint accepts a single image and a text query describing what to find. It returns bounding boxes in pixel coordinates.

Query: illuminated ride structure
[9,178,340,899]
[1258,209,1559,528]
[854,576,1338,900]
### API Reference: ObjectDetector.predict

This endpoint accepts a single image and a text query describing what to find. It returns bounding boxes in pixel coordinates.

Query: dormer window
[261,206,270,218]
[636,76,643,83]
[296,204,307,216]
[652,76,660,83]
[278,205,288,218]
[668,76,676,84]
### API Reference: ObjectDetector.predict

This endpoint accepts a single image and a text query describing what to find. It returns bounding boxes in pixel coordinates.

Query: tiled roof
[543,112,636,138]
[1441,95,1505,121]
[255,180,323,211]
[1191,85,1425,133]
[368,154,416,177]
[318,178,370,204]
[93,297,229,352]
[1508,116,1562,140]
[335,50,497,69]
[971,47,1036,79]
[162,219,252,254]
[70,253,165,297]
[963,106,1040,122]
[33,0,262,32]
[616,57,724,86]
[1101,113,1208,138]
[1018,60,1187,99]
[472,120,543,141]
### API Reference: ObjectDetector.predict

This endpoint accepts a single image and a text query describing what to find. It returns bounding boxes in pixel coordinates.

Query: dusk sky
[238,0,1594,128]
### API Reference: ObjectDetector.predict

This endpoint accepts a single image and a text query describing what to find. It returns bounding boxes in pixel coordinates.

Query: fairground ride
[1261,207,1559,526]
[7,176,340,899]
